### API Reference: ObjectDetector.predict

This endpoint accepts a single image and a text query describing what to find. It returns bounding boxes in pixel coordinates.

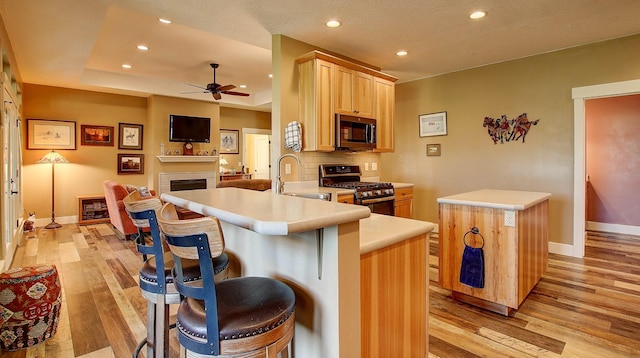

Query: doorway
[572,79,640,258]
[242,128,271,179]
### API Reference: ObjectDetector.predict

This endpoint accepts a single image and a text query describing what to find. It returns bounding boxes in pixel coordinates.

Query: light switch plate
[372,162,378,171]
[285,163,291,174]
[364,163,369,171]
[504,210,516,227]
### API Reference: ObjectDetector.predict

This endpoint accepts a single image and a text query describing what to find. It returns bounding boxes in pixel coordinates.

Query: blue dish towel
[285,121,302,152]
[459,227,485,288]
[460,246,485,288]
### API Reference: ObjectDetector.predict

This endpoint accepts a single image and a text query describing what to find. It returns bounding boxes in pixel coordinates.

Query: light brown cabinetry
[438,191,549,315]
[298,58,335,151]
[334,66,374,118]
[337,193,354,204]
[77,195,110,225]
[296,51,397,152]
[373,77,395,152]
[394,187,413,218]
[361,233,428,357]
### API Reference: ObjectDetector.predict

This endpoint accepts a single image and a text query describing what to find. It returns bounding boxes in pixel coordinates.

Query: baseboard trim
[586,221,640,236]
[35,215,77,227]
[548,241,576,257]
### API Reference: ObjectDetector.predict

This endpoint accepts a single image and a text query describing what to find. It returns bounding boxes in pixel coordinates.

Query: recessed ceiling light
[137,45,149,51]
[159,18,172,24]
[239,85,247,89]
[396,50,408,57]
[326,20,341,28]
[268,74,273,78]
[469,11,486,20]
[122,64,132,69]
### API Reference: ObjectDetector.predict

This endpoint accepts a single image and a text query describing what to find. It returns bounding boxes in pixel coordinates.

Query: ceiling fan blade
[181,90,209,94]
[217,84,236,92]
[212,92,222,100]
[221,90,250,97]
[185,83,207,90]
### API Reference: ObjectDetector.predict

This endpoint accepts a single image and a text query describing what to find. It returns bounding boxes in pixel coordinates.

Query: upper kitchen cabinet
[298,57,335,151]
[373,77,395,152]
[296,51,397,152]
[335,66,374,118]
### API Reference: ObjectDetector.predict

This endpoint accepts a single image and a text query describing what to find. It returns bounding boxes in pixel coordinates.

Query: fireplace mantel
[156,155,218,163]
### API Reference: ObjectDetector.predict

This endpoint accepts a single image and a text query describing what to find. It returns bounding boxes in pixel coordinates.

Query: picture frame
[80,124,114,146]
[27,119,76,150]
[220,129,239,154]
[117,153,144,175]
[419,111,448,137]
[427,143,441,157]
[118,123,143,150]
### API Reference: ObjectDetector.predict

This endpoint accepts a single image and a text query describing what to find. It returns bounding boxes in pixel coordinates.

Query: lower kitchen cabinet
[394,187,413,218]
[77,195,110,225]
[337,193,355,204]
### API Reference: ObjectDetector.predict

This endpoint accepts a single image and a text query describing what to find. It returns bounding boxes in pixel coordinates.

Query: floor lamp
[37,150,69,229]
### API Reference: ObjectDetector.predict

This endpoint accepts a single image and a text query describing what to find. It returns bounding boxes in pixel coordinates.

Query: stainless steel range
[319,164,395,216]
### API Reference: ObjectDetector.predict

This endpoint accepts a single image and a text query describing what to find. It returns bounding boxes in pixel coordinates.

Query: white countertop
[161,188,371,235]
[437,189,551,210]
[360,214,434,254]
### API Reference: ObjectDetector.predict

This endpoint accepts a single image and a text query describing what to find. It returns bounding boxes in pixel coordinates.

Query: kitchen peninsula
[161,188,433,357]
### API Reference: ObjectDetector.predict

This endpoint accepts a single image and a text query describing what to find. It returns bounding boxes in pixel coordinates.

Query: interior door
[1,79,20,269]
[254,135,271,179]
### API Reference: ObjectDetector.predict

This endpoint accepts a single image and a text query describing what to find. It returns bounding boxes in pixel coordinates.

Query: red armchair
[102,180,156,239]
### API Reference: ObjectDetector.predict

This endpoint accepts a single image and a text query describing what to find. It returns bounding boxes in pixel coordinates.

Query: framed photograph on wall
[80,124,114,146]
[220,129,239,154]
[419,111,447,137]
[117,153,144,175]
[27,119,76,150]
[118,123,143,150]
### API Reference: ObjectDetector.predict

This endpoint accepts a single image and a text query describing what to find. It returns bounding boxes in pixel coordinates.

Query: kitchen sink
[283,192,332,201]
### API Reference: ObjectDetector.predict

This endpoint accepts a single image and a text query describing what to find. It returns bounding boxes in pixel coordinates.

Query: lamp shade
[37,151,69,164]
[219,157,229,166]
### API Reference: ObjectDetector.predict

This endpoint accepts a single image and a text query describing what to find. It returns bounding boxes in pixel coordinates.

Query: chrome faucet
[276,153,301,194]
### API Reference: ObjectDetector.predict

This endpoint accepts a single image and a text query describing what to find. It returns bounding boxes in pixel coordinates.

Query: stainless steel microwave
[335,114,376,150]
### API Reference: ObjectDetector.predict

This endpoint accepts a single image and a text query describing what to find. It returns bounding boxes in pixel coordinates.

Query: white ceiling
[2,0,640,111]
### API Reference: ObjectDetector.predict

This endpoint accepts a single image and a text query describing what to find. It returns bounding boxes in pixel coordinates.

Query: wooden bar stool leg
[146,301,156,357]
[155,294,170,358]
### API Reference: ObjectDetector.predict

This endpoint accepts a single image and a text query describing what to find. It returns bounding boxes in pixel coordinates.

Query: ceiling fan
[183,63,249,100]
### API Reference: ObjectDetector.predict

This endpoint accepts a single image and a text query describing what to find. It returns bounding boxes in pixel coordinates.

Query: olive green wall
[382,34,640,246]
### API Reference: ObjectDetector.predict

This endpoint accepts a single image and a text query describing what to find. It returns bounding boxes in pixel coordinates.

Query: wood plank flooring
[1,224,639,357]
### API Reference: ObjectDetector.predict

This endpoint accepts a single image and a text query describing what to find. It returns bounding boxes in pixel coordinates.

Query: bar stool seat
[158,202,295,357]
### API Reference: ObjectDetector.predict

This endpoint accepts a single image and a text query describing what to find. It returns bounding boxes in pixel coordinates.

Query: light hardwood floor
[1,224,639,357]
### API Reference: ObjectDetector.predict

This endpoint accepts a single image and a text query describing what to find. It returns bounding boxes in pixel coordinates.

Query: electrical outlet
[285,163,291,174]
[364,163,369,171]
[372,162,378,171]
[504,210,516,227]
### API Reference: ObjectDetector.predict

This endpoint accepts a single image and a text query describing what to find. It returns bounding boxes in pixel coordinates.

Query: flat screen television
[169,114,211,143]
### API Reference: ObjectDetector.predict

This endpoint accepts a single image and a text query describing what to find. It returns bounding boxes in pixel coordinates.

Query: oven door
[358,196,395,216]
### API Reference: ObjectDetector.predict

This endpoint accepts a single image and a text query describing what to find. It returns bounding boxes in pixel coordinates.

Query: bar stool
[157,202,295,357]
[123,191,229,358]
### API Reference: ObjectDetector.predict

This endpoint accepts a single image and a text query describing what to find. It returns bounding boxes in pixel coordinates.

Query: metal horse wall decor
[482,113,540,144]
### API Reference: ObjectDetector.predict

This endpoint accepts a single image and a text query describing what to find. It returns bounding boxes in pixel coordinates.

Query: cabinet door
[374,77,395,152]
[354,71,374,118]
[334,65,355,116]
[298,59,335,151]
[337,194,354,204]
[394,187,413,218]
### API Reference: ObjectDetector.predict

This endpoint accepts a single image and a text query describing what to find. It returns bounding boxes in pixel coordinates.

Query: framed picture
[220,129,239,154]
[27,119,76,150]
[419,111,447,137]
[118,123,143,150]
[427,143,441,156]
[80,125,114,146]
[117,153,144,175]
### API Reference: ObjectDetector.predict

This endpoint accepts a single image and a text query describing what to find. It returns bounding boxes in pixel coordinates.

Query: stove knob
[361,192,368,197]
[375,190,382,195]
